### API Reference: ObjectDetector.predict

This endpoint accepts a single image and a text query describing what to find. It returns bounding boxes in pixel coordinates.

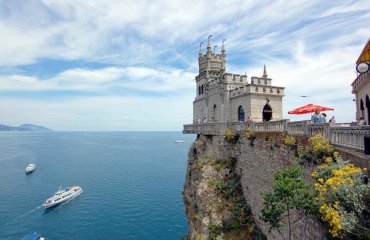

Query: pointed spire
[199,42,203,56]
[207,35,212,48]
[207,35,212,54]
[221,39,226,54]
[263,64,268,78]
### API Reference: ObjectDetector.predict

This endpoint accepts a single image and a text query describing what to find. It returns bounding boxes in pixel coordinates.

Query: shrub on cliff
[311,155,370,239]
[224,128,239,144]
[297,133,370,239]
[260,166,316,240]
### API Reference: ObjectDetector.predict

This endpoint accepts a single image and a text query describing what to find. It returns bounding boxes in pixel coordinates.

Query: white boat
[43,186,82,209]
[173,140,185,143]
[25,163,36,174]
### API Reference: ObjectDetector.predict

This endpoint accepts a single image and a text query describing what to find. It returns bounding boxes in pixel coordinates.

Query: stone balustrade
[330,126,370,151]
[183,120,370,153]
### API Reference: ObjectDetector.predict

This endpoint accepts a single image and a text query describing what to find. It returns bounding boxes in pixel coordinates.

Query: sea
[0,131,195,240]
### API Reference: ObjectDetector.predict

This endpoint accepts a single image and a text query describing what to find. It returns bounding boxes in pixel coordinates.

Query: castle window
[264,79,267,85]
[263,102,272,121]
[238,106,245,121]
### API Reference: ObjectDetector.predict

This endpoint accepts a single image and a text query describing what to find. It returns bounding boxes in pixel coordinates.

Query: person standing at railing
[359,117,366,126]
[329,116,336,126]
[311,109,324,123]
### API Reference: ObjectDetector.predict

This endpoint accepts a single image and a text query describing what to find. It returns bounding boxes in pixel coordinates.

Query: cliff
[183,133,325,240]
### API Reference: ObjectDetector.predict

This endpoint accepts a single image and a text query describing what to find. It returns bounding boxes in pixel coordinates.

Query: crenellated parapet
[229,84,284,98]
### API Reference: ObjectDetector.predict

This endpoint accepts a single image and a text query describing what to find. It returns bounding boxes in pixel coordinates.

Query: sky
[0,0,369,131]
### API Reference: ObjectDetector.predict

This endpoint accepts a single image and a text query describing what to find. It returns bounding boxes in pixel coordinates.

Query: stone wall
[184,133,326,240]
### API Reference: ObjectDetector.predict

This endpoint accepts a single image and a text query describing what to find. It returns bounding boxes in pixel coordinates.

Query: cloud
[0,66,194,94]
[0,0,369,130]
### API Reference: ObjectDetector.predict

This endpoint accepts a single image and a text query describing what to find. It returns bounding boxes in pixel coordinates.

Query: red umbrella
[288,104,334,115]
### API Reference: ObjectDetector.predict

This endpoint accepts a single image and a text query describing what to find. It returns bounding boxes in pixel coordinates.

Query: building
[193,36,285,123]
[352,38,370,125]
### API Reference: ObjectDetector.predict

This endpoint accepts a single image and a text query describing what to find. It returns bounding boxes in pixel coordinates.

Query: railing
[254,120,289,132]
[330,126,370,151]
[183,120,370,153]
[287,120,310,135]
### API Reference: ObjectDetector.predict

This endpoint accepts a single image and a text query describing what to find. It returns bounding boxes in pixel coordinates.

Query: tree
[260,166,315,240]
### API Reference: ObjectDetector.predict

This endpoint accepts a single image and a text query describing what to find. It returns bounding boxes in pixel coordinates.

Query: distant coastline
[0,123,52,131]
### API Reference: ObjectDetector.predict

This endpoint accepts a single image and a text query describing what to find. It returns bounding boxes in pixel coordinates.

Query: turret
[221,39,226,71]
[262,64,268,78]
[197,36,225,75]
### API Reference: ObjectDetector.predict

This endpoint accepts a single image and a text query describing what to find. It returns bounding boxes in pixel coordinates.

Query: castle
[193,36,285,123]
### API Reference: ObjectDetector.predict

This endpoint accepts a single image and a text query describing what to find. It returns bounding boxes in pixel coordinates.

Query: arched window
[198,86,201,95]
[201,85,204,94]
[238,106,245,121]
[263,103,273,121]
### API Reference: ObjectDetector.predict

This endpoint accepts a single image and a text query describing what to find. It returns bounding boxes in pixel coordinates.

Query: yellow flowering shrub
[225,128,236,141]
[308,133,332,158]
[312,155,369,239]
[243,129,254,139]
[319,203,342,238]
[283,134,296,146]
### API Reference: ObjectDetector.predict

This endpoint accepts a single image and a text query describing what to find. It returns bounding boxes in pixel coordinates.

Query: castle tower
[193,36,284,123]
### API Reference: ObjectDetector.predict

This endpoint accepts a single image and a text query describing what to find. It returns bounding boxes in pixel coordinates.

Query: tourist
[322,113,327,123]
[329,116,336,126]
[359,117,366,126]
[311,109,323,123]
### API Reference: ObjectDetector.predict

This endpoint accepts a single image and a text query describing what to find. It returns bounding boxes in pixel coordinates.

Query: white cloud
[0,66,194,93]
[0,0,369,129]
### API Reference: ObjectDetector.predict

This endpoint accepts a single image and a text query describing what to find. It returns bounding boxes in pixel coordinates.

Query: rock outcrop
[183,133,325,240]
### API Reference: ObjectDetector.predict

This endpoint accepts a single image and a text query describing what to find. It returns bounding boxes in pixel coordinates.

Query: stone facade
[352,39,370,125]
[193,37,284,123]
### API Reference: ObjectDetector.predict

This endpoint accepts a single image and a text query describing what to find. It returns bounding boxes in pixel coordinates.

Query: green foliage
[209,172,266,239]
[195,212,204,220]
[224,128,240,144]
[311,155,370,239]
[209,223,224,240]
[260,166,316,239]
[244,129,256,147]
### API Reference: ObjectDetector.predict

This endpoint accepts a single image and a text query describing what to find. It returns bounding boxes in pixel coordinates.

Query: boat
[21,232,45,240]
[25,163,36,174]
[173,140,185,143]
[43,186,82,209]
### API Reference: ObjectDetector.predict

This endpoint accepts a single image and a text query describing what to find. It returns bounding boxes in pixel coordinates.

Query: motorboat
[173,140,185,143]
[43,186,82,209]
[21,232,45,240]
[25,163,36,174]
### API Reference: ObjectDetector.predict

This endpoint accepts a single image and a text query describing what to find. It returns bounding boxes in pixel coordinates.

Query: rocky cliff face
[183,133,325,240]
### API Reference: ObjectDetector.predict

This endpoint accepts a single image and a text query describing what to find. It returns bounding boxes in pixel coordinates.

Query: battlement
[224,73,248,84]
[198,53,225,73]
[229,84,284,98]
[251,76,272,86]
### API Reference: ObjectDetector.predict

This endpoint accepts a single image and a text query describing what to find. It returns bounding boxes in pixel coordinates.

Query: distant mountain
[0,123,52,131]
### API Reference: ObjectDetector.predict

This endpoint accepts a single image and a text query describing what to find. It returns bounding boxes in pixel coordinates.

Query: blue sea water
[0,132,194,240]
